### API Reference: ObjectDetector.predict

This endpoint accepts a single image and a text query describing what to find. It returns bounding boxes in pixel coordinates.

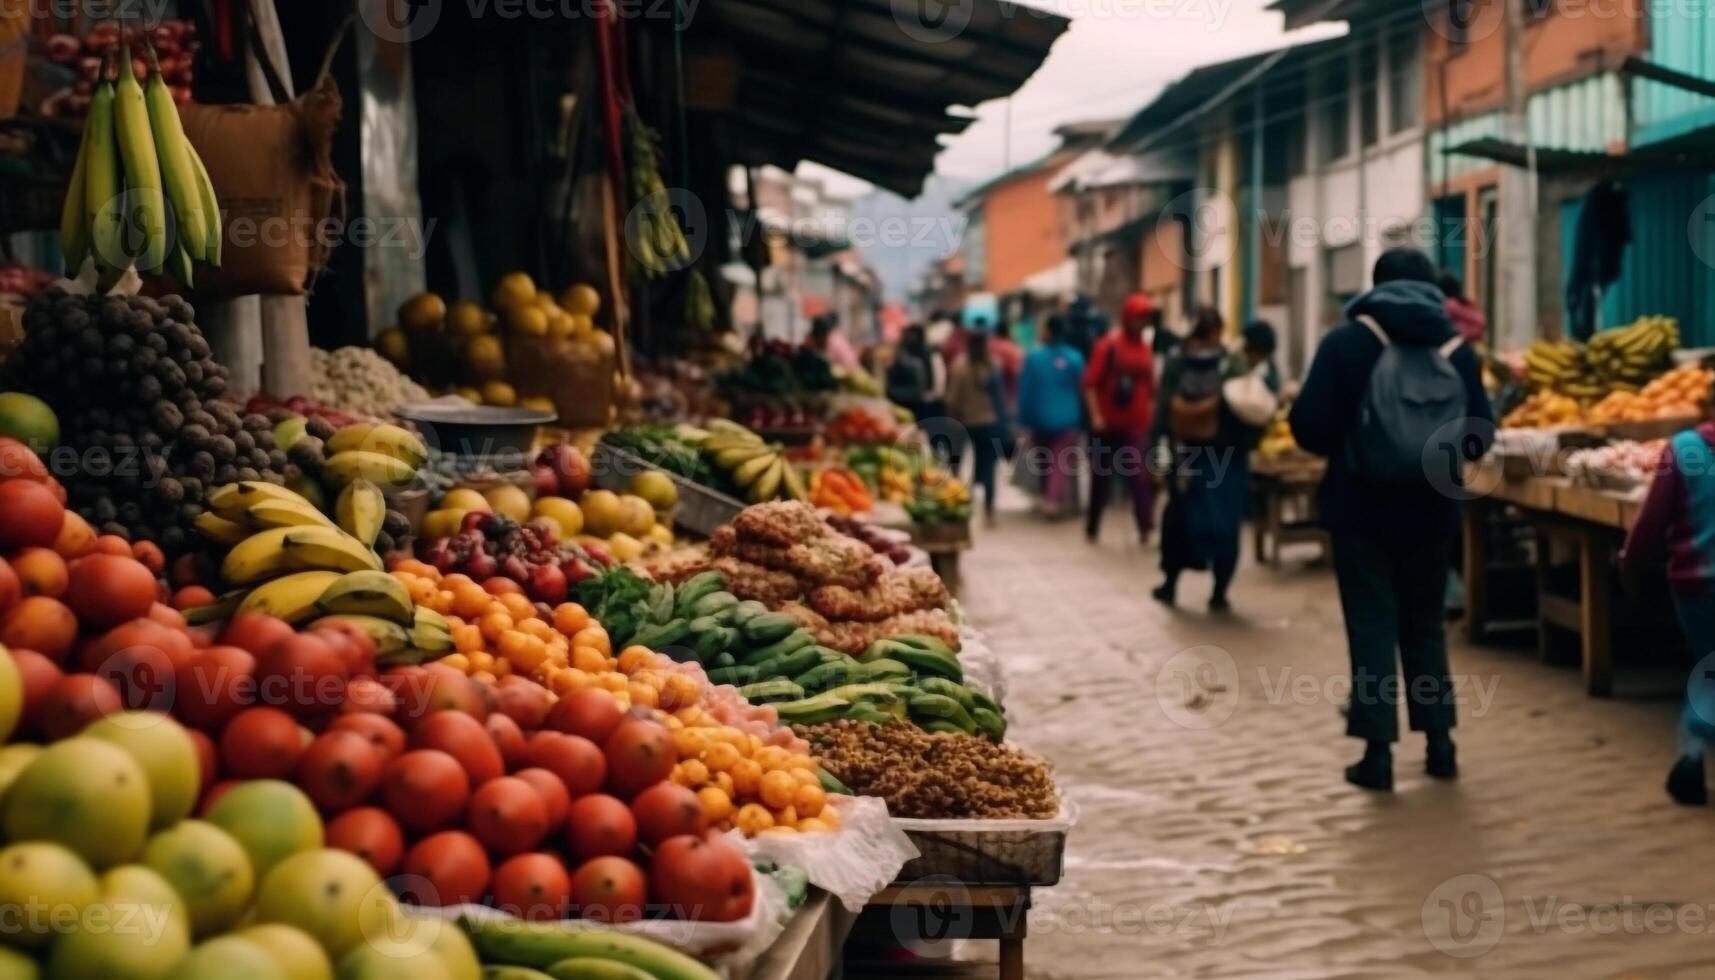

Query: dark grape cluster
[8,289,287,554]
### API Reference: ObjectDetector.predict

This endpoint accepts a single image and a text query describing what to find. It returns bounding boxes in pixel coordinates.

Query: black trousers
[1332,529,1457,743]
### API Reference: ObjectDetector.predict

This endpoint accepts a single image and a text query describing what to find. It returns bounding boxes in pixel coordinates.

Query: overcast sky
[804,0,1342,197]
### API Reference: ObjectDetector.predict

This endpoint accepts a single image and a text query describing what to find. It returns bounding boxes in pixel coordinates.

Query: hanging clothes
[1566,179,1631,341]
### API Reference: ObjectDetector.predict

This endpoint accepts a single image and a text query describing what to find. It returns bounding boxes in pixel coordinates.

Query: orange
[442,573,475,592]
[452,625,484,653]
[435,590,456,613]
[571,627,610,655]
[759,770,798,809]
[697,786,734,824]
[785,752,817,771]
[551,668,591,696]
[405,577,438,606]
[673,728,712,757]
[440,653,472,674]
[674,759,710,787]
[553,602,590,636]
[452,583,490,619]
[793,784,826,818]
[617,646,652,674]
[519,618,555,642]
[790,766,820,788]
[631,670,665,693]
[819,807,841,830]
[735,804,773,835]
[662,674,701,709]
[774,806,798,828]
[492,659,513,679]
[626,681,659,709]
[598,672,628,693]
[392,559,437,578]
[468,651,496,673]
[567,646,604,673]
[714,772,735,799]
[753,746,789,772]
[479,611,515,642]
[704,742,741,773]
[499,593,536,621]
[798,818,833,833]
[729,758,763,798]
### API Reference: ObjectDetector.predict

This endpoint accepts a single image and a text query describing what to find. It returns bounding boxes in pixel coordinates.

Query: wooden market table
[1461,461,1645,697]
[741,891,859,980]
[1249,453,1330,569]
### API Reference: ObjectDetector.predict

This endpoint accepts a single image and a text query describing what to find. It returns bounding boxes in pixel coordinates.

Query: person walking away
[1153,315,1279,611]
[1289,247,1494,792]
[1619,417,1715,806]
[1082,293,1158,544]
[1439,272,1487,346]
[807,313,861,371]
[887,324,935,419]
[944,331,1010,524]
[1018,315,1086,516]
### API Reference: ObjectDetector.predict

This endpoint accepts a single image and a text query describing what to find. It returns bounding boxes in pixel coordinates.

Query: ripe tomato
[603,719,675,799]
[0,479,65,551]
[409,711,505,786]
[326,806,406,877]
[522,732,606,797]
[545,688,624,744]
[492,675,553,730]
[145,602,186,630]
[296,730,385,813]
[485,712,528,771]
[174,645,257,731]
[1,596,77,661]
[36,673,123,740]
[63,554,156,629]
[651,834,755,922]
[0,439,48,482]
[563,794,636,862]
[219,706,309,779]
[340,676,397,716]
[328,712,406,762]
[491,853,571,921]
[10,648,62,735]
[254,633,348,719]
[0,555,21,613]
[129,540,165,576]
[513,767,571,833]
[569,856,646,923]
[401,831,490,907]
[468,776,550,856]
[310,622,377,679]
[396,663,486,723]
[11,547,68,598]
[218,612,296,656]
[381,749,471,833]
[182,727,217,793]
[80,619,190,713]
[50,511,97,561]
[630,782,706,847]
[170,586,216,611]
[91,535,132,557]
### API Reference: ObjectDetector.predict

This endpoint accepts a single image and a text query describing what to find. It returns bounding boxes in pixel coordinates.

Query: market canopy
[683,0,1071,196]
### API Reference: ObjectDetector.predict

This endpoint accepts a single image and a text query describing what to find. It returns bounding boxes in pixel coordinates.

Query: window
[1359,43,1379,148]
[1387,31,1420,134]
[1321,58,1351,163]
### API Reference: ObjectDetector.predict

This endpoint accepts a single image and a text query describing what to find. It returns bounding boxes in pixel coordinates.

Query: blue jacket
[1017,341,1086,433]
[1288,280,1495,536]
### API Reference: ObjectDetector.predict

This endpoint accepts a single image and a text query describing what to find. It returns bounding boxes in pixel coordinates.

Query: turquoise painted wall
[1635,2,1715,146]
[1561,173,1715,346]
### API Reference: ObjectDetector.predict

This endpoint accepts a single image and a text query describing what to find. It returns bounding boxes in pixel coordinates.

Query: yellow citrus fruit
[560,284,601,316]
[606,532,644,563]
[646,524,675,548]
[579,490,621,537]
[617,495,656,537]
[529,498,581,537]
[441,488,490,514]
[519,396,557,414]
[446,300,487,338]
[465,335,506,378]
[492,271,537,311]
[376,327,408,364]
[566,313,594,338]
[484,484,531,522]
[454,386,484,404]
[420,508,468,539]
[481,381,518,407]
[399,292,446,331]
[588,330,616,358]
[505,305,549,337]
[629,471,677,511]
[759,770,798,809]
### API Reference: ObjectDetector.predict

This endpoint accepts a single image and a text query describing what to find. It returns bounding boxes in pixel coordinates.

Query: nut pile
[800,719,1058,819]
[309,346,430,418]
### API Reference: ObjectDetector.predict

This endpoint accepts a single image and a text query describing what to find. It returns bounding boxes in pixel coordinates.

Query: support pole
[1498,0,1538,348]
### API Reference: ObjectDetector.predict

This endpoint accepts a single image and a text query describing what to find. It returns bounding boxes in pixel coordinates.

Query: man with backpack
[1289,248,1495,792]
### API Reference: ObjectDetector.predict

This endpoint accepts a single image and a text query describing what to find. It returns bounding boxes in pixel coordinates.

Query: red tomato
[545,688,624,744]
[170,586,216,611]
[79,619,188,713]
[630,782,705,847]
[1,596,77,661]
[218,613,296,656]
[522,732,605,797]
[36,673,123,740]
[569,856,647,923]
[491,853,571,921]
[62,554,156,629]
[254,633,348,718]
[395,663,486,723]
[0,439,49,482]
[513,767,571,833]
[0,555,21,612]
[484,712,528,771]
[603,719,675,799]
[145,602,186,629]
[400,831,490,907]
[12,547,67,598]
[409,711,504,786]
[309,622,377,679]
[492,675,553,730]
[327,712,406,762]
[326,806,406,877]
[563,794,636,862]
[340,676,397,716]
[651,834,755,922]
[468,776,550,856]
[174,645,257,731]
[219,706,309,779]
[91,535,132,557]
[129,540,165,577]
[381,749,471,833]
[10,648,62,735]
[0,480,65,550]
[50,511,97,561]
[296,730,385,813]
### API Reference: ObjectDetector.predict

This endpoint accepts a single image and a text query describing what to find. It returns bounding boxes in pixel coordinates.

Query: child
[1621,414,1715,805]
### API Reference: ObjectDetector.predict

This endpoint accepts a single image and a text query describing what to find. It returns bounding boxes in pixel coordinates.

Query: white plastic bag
[1223,363,1278,427]
[739,795,918,912]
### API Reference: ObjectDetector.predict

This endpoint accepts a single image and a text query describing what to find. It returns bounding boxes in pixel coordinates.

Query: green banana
[629,618,691,651]
[186,140,221,265]
[143,46,207,260]
[971,706,1007,740]
[60,89,92,272]
[738,628,813,666]
[737,679,804,704]
[773,694,854,726]
[113,46,167,272]
[546,959,657,980]
[889,633,960,657]
[915,676,976,710]
[740,613,799,646]
[84,69,122,273]
[859,658,913,682]
[728,600,769,626]
[460,916,720,980]
[908,692,976,733]
[690,590,739,620]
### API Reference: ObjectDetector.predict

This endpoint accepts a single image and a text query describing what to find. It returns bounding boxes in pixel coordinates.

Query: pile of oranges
[387,559,836,835]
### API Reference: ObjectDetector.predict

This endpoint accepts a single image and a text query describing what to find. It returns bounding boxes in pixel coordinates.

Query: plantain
[113,46,167,272]
[84,66,123,274]
[335,478,387,547]
[142,44,207,261]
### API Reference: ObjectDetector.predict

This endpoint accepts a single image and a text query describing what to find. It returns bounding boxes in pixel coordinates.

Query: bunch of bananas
[698,419,807,503]
[1257,413,1299,458]
[187,480,452,657]
[1523,339,1602,397]
[60,45,220,285]
[684,268,718,332]
[626,110,689,277]
[319,422,429,490]
[1587,315,1679,390]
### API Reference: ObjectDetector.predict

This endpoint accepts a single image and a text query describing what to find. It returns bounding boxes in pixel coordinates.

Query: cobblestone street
[956,511,1715,979]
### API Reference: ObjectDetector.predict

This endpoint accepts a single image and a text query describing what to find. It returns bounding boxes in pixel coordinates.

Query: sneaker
[1345,744,1394,792]
[1667,756,1707,806]
[1151,583,1176,607]
[1208,595,1232,614]
[1426,735,1458,780]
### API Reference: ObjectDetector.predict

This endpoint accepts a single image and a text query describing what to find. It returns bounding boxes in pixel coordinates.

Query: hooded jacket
[1288,280,1495,535]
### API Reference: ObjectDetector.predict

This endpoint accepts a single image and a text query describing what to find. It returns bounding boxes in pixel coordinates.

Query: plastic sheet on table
[956,626,1007,707]
[738,794,919,911]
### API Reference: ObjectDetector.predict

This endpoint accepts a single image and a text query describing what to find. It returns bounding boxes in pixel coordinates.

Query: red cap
[1122,293,1155,323]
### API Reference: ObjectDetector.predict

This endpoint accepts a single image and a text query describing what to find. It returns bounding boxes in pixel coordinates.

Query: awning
[1021,259,1077,298]
[683,0,1070,196]
[1448,136,1715,176]
[1049,146,1196,194]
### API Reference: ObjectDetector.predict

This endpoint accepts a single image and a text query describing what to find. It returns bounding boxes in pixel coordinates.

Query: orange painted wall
[1423,4,1647,125]
[974,153,1075,294]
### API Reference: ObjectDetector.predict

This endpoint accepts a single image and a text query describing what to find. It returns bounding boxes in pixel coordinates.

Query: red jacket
[1081,329,1155,435]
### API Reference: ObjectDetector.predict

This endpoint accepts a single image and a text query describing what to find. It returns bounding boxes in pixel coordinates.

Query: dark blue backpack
[1347,315,1468,486]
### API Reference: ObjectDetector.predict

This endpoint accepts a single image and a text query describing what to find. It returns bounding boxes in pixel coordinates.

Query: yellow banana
[220,527,297,586]
[321,451,418,489]
[315,570,413,625]
[246,498,337,531]
[335,479,387,547]
[142,48,206,261]
[732,452,777,488]
[409,622,454,654]
[325,424,428,469]
[113,46,167,272]
[747,457,784,503]
[238,570,345,625]
[185,142,221,266]
[85,71,123,274]
[193,512,250,547]
[207,481,317,520]
[413,607,450,633]
[164,241,194,289]
[279,526,384,574]
[60,99,91,273]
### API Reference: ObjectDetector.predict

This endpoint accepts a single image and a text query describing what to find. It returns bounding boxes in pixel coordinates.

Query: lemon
[375,327,408,365]
[559,283,601,316]
[446,301,487,338]
[453,386,484,404]
[465,335,506,378]
[440,488,490,514]
[506,306,548,337]
[484,484,531,522]
[398,292,445,331]
[481,381,517,406]
[532,496,583,536]
[492,272,537,311]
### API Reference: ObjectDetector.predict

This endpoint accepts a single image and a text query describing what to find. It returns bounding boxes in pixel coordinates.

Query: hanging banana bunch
[625,108,690,279]
[59,41,222,285]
